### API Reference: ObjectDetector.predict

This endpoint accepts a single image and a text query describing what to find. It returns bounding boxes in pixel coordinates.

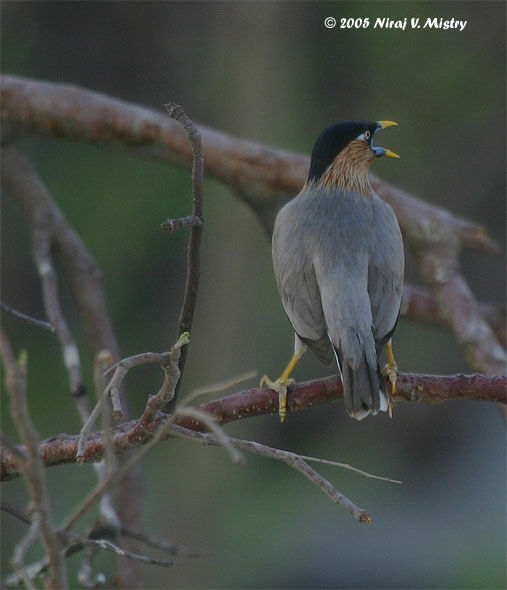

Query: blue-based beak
[371,121,400,159]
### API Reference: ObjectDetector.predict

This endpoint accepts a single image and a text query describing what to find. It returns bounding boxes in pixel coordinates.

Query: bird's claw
[382,362,397,418]
[260,375,295,423]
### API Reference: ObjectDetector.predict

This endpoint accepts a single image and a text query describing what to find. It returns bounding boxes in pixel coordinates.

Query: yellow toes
[260,376,294,422]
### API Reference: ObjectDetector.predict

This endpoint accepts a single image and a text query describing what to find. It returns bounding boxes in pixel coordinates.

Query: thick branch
[417,245,507,376]
[401,285,506,348]
[1,372,504,481]
[0,75,496,252]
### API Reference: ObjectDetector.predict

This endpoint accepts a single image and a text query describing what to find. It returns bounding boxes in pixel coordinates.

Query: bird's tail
[333,346,389,420]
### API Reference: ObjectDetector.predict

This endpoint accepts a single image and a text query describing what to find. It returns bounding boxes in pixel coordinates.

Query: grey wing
[314,248,385,418]
[272,202,333,365]
[368,197,405,351]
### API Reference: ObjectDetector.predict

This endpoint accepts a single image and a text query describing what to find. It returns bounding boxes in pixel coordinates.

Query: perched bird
[262,120,404,421]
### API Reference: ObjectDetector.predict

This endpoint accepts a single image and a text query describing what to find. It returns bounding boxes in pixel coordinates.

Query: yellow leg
[384,338,398,417]
[261,350,304,423]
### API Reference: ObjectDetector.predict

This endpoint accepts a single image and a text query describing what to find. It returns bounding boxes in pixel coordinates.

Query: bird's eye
[365,130,371,140]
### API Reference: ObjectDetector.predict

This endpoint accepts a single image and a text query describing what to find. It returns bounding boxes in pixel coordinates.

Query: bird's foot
[382,362,397,418]
[260,375,295,423]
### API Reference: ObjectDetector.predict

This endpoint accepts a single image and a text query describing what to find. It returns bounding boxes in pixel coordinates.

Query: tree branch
[164,102,204,404]
[1,143,144,588]
[1,372,504,481]
[0,75,496,253]
[401,285,506,348]
[417,245,507,376]
[0,331,67,588]
[1,76,503,374]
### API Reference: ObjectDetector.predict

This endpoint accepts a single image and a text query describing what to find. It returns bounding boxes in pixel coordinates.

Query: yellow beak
[375,121,400,158]
[383,149,400,159]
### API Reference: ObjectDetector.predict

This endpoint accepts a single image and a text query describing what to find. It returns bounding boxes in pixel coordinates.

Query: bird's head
[307,120,399,196]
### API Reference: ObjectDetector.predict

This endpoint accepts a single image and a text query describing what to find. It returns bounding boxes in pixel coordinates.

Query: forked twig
[164,102,205,405]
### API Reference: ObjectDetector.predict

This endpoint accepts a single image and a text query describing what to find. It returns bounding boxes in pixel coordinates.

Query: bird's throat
[319,139,374,197]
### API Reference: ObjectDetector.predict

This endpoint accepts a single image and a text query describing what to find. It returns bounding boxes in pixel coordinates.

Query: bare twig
[2,515,205,589]
[91,350,121,541]
[174,407,245,466]
[66,533,175,568]
[77,335,188,463]
[164,102,205,404]
[0,300,55,333]
[1,146,120,364]
[32,225,87,413]
[1,501,32,525]
[64,418,173,534]
[0,330,67,589]
[67,334,190,533]
[1,145,144,587]
[12,510,42,590]
[161,214,203,232]
[2,372,505,481]
[119,527,207,558]
[169,425,373,523]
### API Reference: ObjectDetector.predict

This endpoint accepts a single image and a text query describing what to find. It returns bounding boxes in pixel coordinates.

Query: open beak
[372,121,400,159]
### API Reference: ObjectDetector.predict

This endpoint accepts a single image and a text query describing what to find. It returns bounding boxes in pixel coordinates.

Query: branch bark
[0,75,496,252]
[1,372,504,481]
[1,75,503,372]
[1,146,144,587]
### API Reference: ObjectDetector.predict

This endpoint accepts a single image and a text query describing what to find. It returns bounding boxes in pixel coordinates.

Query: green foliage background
[1,2,505,588]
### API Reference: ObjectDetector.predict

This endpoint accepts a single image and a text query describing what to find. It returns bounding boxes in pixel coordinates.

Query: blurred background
[1,1,505,588]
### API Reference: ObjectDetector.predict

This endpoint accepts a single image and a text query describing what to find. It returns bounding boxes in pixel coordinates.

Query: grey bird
[261,120,404,421]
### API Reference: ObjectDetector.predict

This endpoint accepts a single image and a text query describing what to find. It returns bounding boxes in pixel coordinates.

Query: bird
[261,120,404,421]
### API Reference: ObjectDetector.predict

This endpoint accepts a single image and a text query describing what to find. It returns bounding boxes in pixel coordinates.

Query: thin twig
[76,346,183,460]
[92,350,121,537]
[161,214,203,232]
[0,330,67,588]
[1,501,32,525]
[66,533,175,568]
[296,455,401,484]
[174,407,245,466]
[32,225,86,409]
[0,300,55,333]
[164,102,204,405]
[119,527,207,558]
[12,510,42,590]
[66,334,190,532]
[1,146,144,585]
[64,418,174,534]
[1,512,203,588]
[168,424,373,523]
